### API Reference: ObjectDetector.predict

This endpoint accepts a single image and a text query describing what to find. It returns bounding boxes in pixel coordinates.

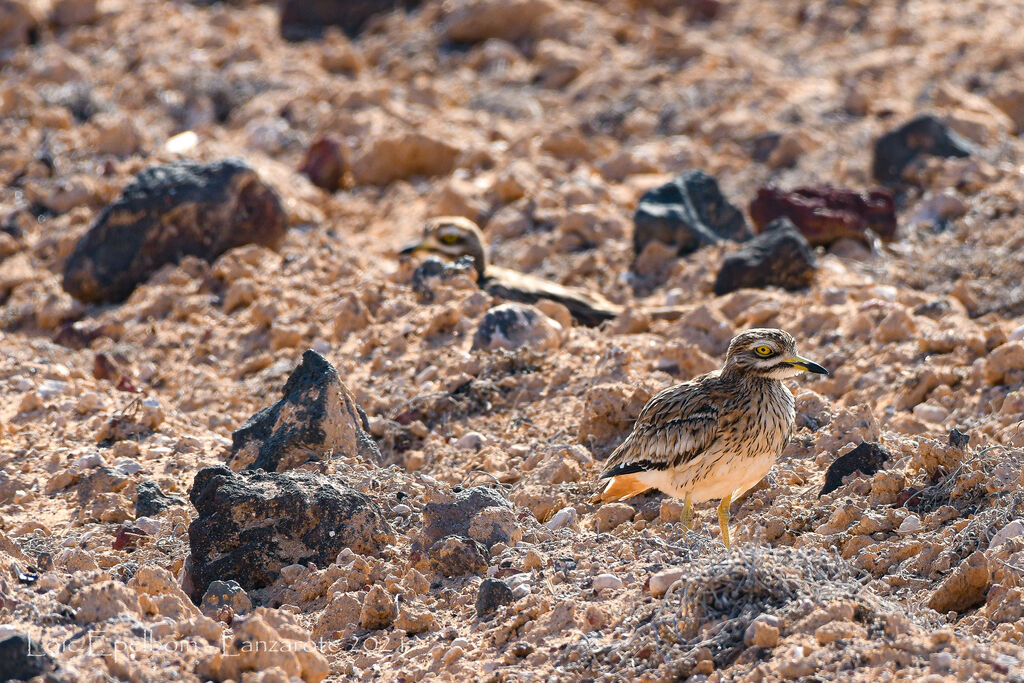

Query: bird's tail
[591,473,651,504]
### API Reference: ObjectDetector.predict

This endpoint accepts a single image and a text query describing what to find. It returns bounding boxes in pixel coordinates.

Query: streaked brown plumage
[399,217,690,327]
[595,328,828,547]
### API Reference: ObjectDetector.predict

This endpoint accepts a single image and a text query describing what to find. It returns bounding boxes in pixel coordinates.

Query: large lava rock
[749,186,897,245]
[0,633,56,681]
[63,159,286,303]
[713,218,816,295]
[229,349,381,472]
[872,115,972,185]
[279,0,420,40]
[188,465,392,597]
[633,170,750,258]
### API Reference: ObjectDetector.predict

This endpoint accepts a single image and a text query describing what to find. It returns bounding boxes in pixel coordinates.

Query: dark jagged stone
[633,170,750,258]
[0,633,56,681]
[187,465,392,597]
[63,159,286,303]
[713,218,817,296]
[229,349,381,472]
[135,481,186,518]
[476,578,515,617]
[819,442,892,497]
[749,186,897,245]
[421,486,513,547]
[948,428,970,450]
[872,115,972,185]
[279,0,421,40]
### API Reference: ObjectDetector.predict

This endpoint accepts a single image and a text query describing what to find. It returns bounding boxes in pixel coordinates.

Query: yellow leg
[717,494,732,548]
[680,493,693,530]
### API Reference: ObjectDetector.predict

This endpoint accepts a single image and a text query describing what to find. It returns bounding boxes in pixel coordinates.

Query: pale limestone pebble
[989,520,1024,550]
[744,615,781,648]
[593,502,634,533]
[984,341,1024,384]
[197,607,329,683]
[648,567,685,597]
[983,584,1024,623]
[545,506,578,530]
[313,592,361,640]
[897,515,922,535]
[71,579,142,623]
[913,402,948,424]
[654,339,717,377]
[360,585,396,630]
[395,605,434,635]
[522,548,545,570]
[54,547,100,572]
[510,484,565,522]
[874,307,918,343]
[456,431,486,450]
[130,565,200,623]
[927,551,991,614]
[868,471,905,507]
[592,573,622,591]
[814,502,862,536]
[89,111,144,156]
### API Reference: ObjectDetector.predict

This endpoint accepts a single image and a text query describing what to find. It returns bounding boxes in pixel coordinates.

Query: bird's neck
[722,366,782,390]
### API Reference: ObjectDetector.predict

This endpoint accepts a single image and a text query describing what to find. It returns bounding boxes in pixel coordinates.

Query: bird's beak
[399,238,430,256]
[784,354,829,375]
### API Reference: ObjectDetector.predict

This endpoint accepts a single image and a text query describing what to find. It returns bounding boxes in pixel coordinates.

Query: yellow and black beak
[783,355,829,375]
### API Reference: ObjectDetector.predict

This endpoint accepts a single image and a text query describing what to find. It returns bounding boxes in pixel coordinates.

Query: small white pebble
[897,515,922,535]
[114,459,143,475]
[392,504,412,516]
[73,452,105,469]
[511,585,531,600]
[546,507,578,530]
[455,432,486,450]
[593,574,622,591]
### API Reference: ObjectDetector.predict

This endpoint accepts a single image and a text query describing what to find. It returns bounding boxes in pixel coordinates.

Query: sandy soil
[2,0,1024,681]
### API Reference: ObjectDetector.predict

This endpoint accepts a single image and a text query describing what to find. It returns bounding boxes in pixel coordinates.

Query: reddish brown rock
[749,186,897,246]
[298,135,347,191]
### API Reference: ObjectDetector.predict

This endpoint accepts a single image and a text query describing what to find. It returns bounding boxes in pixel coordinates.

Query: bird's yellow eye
[440,233,460,244]
[755,345,773,357]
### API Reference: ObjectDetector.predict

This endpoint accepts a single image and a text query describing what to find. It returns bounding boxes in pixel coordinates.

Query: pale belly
[636,445,781,503]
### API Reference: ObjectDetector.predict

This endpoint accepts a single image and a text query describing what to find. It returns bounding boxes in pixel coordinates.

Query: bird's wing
[484,266,622,327]
[600,379,724,478]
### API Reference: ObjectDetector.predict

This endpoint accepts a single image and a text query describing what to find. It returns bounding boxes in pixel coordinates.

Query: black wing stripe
[601,460,668,478]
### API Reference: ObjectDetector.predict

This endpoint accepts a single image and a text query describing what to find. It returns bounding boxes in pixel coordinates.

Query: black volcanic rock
[633,170,750,258]
[279,0,421,40]
[872,115,972,185]
[820,442,892,497]
[229,349,381,472]
[713,218,817,295]
[135,481,186,518]
[187,465,392,597]
[0,633,56,681]
[63,159,286,303]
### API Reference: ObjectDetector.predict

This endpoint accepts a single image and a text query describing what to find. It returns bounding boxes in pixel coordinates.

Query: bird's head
[399,217,488,279]
[723,328,829,379]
